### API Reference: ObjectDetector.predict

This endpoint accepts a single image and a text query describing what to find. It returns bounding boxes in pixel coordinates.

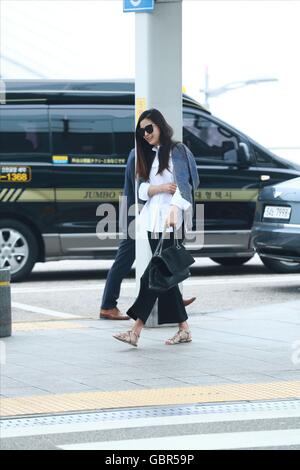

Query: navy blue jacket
[124,148,135,208]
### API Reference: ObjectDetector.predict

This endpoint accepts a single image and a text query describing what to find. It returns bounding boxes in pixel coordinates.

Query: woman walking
[113,109,199,347]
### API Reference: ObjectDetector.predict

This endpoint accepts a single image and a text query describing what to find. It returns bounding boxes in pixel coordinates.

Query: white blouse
[138,147,191,233]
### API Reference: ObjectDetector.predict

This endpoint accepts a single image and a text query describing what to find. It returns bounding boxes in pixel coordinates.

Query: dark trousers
[101,237,135,309]
[126,231,188,325]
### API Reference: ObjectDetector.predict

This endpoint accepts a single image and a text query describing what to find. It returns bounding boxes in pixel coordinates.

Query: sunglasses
[138,124,154,137]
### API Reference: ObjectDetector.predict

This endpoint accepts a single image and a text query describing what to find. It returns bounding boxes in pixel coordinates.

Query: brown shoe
[183,297,196,307]
[100,307,130,320]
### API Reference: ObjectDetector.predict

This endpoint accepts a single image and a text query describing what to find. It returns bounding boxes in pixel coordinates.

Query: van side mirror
[238,142,251,167]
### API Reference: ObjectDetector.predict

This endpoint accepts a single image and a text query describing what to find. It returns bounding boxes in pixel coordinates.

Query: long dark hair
[136,109,176,180]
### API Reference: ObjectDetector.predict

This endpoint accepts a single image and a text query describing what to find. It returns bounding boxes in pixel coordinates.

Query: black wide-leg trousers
[126,230,188,325]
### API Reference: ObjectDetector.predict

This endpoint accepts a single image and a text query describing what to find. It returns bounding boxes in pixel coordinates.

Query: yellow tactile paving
[0,380,299,417]
[12,322,86,332]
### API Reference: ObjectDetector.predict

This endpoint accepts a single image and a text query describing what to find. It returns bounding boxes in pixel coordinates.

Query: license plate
[263,205,291,220]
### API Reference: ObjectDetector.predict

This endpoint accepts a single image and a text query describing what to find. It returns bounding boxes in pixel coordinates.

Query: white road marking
[10,274,300,295]
[2,408,300,439]
[58,428,300,450]
[11,302,81,319]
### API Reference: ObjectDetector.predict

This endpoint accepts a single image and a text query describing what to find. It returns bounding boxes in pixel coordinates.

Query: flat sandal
[165,329,192,345]
[113,330,139,347]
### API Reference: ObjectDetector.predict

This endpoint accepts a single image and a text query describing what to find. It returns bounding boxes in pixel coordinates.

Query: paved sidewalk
[1,299,300,416]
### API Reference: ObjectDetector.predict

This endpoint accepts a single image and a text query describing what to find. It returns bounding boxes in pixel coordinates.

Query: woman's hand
[165,205,179,228]
[148,183,177,197]
[161,183,177,194]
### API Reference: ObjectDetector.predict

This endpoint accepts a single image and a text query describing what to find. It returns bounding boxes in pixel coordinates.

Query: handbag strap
[154,225,180,256]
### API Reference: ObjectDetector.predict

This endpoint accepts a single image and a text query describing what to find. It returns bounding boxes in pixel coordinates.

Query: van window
[0,107,50,155]
[183,112,239,164]
[112,109,134,157]
[253,145,281,168]
[50,108,114,156]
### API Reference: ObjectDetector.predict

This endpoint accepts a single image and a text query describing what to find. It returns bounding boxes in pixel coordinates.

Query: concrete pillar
[135,0,182,327]
[0,268,12,338]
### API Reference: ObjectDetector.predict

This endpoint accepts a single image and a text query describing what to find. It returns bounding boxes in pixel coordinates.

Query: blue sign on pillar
[123,0,155,13]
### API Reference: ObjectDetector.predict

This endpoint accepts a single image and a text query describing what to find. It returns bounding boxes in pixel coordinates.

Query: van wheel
[210,256,253,266]
[260,256,300,273]
[0,219,38,282]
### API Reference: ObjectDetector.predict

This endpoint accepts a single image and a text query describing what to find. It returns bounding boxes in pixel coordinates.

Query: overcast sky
[1,0,300,160]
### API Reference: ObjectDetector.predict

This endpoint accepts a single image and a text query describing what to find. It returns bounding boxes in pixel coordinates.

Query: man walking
[99,149,135,320]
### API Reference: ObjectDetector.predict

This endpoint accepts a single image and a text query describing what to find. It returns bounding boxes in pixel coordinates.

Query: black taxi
[1,79,300,281]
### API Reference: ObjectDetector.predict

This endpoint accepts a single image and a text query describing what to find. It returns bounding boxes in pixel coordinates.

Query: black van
[1,79,300,281]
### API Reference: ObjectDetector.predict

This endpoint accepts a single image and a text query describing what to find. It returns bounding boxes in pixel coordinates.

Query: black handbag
[149,229,195,292]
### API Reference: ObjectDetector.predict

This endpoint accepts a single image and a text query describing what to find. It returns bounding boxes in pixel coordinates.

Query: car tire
[0,219,39,282]
[259,256,300,273]
[210,256,253,266]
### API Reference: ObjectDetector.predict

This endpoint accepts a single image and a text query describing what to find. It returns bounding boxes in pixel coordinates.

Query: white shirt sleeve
[139,182,151,201]
[170,187,191,210]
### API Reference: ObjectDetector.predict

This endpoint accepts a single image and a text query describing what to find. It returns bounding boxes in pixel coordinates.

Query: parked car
[1,79,300,281]
[251,177,300,272]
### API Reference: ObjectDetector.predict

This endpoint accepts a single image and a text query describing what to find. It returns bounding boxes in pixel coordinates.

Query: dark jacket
[124,148,135,207]
[119,150,135,236]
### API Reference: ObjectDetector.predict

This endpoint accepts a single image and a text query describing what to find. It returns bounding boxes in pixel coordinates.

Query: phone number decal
[0,166,32,183]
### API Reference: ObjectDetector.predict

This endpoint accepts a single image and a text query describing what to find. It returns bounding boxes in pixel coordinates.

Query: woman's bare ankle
[133,319,144,337]
[179,321,189,331]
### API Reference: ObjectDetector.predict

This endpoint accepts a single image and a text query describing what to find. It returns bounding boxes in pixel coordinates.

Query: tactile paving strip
[1,399,300,430]
[1,380,299,418]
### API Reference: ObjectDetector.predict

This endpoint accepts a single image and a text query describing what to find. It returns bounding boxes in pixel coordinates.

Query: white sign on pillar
[133,0,183,327]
